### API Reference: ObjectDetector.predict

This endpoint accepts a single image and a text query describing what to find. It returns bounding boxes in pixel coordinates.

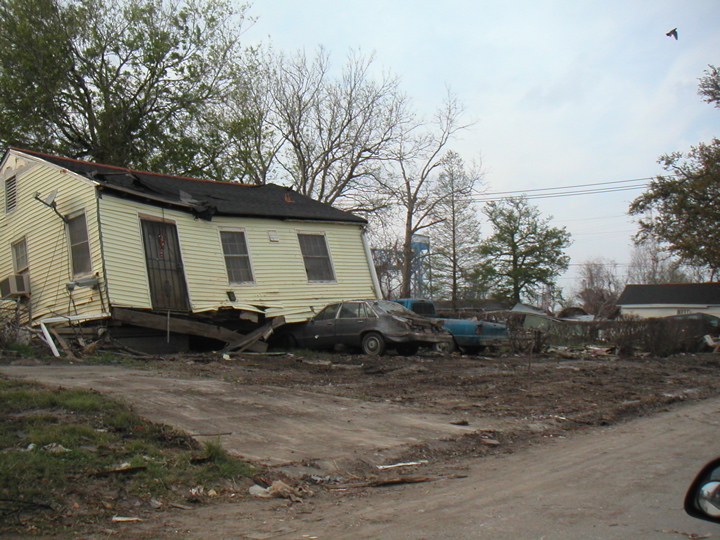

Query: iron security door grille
[141,219,190,312]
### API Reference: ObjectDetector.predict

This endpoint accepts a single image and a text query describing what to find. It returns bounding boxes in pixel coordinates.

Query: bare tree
[626,240,690,284]
[430,151,483,303]
[267,48,410,211]
[575,258,623,317]
[379,92,472,298]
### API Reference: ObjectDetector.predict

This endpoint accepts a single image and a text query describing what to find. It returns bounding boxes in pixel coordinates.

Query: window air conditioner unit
[0,274,30,298]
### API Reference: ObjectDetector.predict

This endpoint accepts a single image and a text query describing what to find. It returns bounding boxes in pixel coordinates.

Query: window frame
[66,210,92,278]
[297,232,336,282]
[219,228,254,284]
[11,237,28,273]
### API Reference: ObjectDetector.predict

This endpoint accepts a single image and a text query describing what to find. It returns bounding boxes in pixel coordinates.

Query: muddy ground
[141,346,720,462]
[4,347,720,538]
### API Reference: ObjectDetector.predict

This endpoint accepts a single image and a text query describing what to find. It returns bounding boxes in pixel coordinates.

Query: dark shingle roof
[12,148,366,224]
[616,283,720,306]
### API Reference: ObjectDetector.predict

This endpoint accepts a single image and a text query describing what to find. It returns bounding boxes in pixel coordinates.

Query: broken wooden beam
[112,308,267,353]
[221,316,286,354]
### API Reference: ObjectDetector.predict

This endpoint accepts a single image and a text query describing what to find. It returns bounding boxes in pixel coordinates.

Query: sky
[242,0,720,293]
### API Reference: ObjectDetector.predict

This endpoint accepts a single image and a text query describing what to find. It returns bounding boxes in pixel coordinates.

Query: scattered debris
[169,502,195,510]
[92,465,147,478]
[365,476,432,488]
[111,516,143,522]
[480,437,501,446]
[42,443,71,453]
[249,480,304,502]
[377,460,429,470]
[304,474,344,485]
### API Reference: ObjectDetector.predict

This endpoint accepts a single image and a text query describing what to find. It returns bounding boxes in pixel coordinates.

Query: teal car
[394,299,508,354]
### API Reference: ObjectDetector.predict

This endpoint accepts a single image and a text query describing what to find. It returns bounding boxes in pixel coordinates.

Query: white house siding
[0,151,105,323]
[620,306,720,318]
[98,194,377,322]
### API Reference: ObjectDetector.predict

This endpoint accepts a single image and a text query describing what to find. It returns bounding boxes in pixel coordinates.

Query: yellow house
[0,148,381,353]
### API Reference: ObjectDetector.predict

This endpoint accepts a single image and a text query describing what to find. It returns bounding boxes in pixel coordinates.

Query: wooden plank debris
[221,316,286,354]
[112,308,269,353]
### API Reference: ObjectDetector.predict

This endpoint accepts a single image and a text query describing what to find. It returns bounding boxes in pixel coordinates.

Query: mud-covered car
[395,298,509,354]
[272,300,452,355]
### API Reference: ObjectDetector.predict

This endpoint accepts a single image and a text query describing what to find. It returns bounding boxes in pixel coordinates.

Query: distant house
[0,148,381,352]
[615,283,720,319]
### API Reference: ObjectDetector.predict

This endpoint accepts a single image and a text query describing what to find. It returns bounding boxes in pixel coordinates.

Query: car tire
[396,343,420,356]
[362,332,386,356]
[434,339,456,354]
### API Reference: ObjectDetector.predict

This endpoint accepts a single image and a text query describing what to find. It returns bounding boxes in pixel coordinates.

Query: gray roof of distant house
[616,283,720,305]
[11,148,367,224]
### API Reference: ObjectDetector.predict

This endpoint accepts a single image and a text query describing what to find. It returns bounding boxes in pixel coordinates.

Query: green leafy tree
[0,0,251,178]
[629,140,720,279]
[629,66,720,279]
[478,197,571,305]
[699,64,720,107]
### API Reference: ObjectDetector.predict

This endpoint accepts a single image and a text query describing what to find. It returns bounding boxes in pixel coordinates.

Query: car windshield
[373,300,416,317]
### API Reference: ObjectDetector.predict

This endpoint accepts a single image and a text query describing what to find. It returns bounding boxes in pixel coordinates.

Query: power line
[474,176,653,197]
[473,184,648,203]
[471,175,667,203]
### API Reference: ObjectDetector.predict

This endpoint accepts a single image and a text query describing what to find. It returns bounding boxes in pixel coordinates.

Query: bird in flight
[666,28,678,40]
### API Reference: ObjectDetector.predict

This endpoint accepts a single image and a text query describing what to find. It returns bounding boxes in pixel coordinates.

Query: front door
[141,219,190,311]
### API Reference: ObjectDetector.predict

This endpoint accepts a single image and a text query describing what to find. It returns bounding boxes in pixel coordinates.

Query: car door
[333,302,372,347]
[299,303,340,349]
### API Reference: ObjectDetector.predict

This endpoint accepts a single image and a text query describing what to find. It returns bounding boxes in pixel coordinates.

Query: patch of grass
[3,342,41,357]
[0,376,258,535]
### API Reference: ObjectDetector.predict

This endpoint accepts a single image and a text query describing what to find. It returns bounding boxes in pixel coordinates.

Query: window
[315,304,340,320]
[297,233,335,281]
[339,302,370,319]
[220,230,253,283]
[67,212,92,277]
[11,237,28,273]
[5,176,16,213]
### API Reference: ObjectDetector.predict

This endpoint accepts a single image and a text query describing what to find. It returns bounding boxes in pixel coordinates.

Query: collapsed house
[0,148,381,354]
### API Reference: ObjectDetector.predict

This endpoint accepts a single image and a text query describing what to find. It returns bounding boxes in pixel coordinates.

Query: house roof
[616,283,720,306]
[10,148,367,224]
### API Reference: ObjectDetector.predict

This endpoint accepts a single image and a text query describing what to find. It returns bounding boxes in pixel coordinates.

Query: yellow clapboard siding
[97,194,376,320]
[0,151,105,322]
[2,150,377,325]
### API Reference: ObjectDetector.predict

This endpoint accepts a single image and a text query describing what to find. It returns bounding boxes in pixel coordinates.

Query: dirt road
[0,363,482,471]
[135,396,720,539]
[3,351,720,538]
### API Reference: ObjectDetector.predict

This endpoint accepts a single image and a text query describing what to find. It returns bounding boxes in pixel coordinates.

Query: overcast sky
[243,0,720,292]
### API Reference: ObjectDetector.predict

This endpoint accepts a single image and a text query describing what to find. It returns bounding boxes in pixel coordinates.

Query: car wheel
[361,332,386,356]
[434,340,456,354]
[396,343,419,356]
